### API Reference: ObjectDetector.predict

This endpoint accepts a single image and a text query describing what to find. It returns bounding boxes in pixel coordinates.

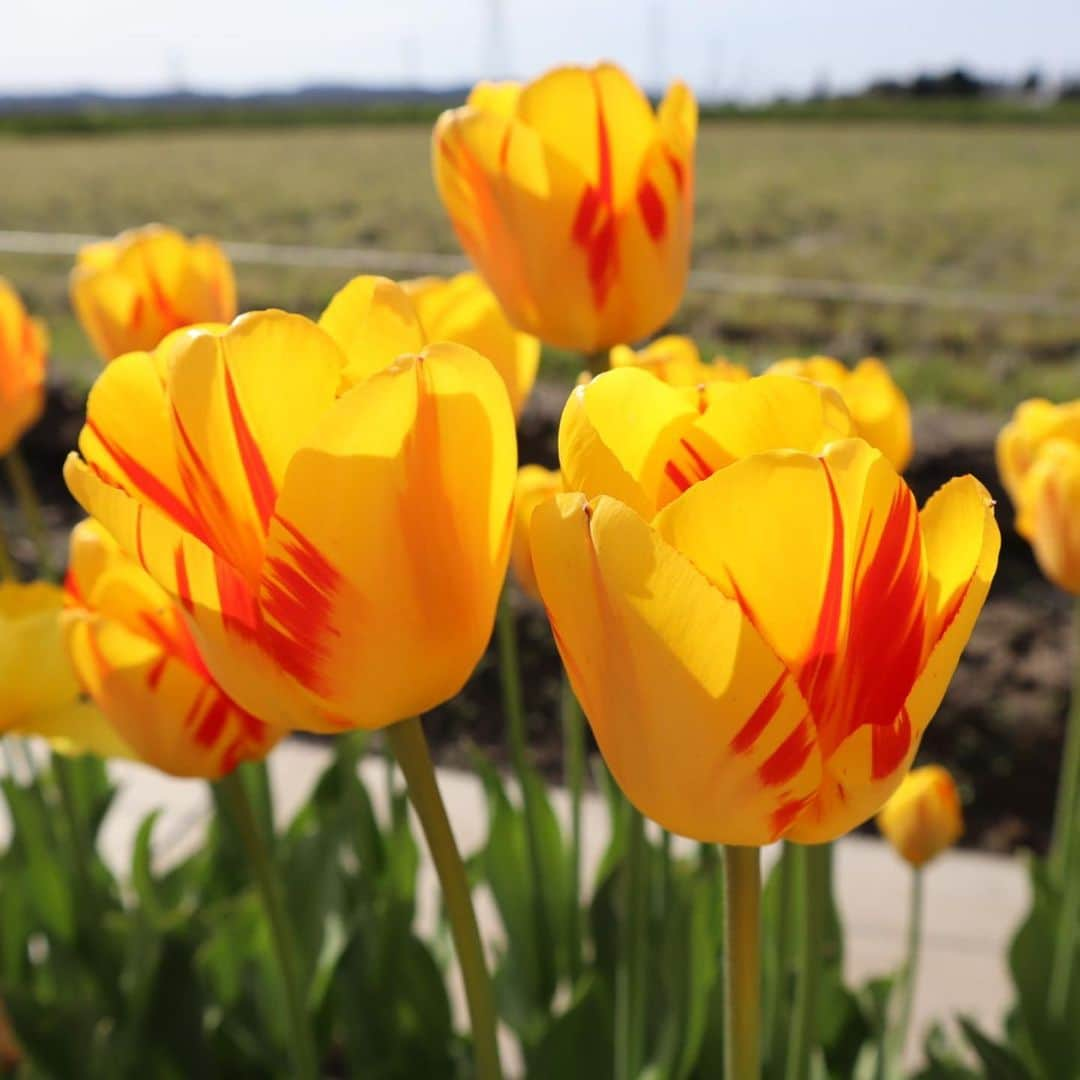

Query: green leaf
[957,1016,1032,1080]
[528,976,614,1079]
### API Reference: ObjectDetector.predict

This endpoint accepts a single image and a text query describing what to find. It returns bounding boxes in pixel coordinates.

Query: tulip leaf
[528,976,614,1078]
[957,1016,1032,1079]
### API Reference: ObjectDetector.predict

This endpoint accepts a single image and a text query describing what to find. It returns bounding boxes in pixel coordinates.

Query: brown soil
[8,380,1073,856]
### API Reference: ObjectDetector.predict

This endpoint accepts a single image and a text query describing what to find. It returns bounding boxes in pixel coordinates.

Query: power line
[1,229,1077,319]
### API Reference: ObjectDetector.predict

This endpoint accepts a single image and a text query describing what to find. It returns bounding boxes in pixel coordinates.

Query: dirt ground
[10,379,1073,855]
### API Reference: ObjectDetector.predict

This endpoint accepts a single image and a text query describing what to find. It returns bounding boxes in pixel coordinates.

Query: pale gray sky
[3,0,1078,101]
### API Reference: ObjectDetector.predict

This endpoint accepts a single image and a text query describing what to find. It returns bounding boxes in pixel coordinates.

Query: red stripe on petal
[758,718,815,787]
[87,418,208,543]
[260,516,343,694]
[193,693,230,749]
[770,795,813,840]
[223,366,277,534]
[637,180,666,241]
[664,459,692,493]
[214,555,260,642]
[872,709,912,780]
[796,460,845,728]
[730,672,787,754]
[174,545,194,615]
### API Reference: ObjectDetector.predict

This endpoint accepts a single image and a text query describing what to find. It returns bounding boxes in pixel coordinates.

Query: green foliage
[0,740,458,1078]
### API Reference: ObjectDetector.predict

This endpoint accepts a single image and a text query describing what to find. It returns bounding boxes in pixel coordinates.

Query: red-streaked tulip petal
[531,491,821,845]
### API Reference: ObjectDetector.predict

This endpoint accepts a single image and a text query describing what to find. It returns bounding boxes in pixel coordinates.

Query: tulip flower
[433,63,697,354]
[768,356,913,472]
[403,272,540,418]
[609,335,749,387]
[511,465,563,600]
[876,764,963,867]
[0,580,127,758]
[997,398,1080,594]
[531,369,999,844]
[63,519,279,778]
[70,224,236,362]
[0,279,48,456]
[64,305,516,734]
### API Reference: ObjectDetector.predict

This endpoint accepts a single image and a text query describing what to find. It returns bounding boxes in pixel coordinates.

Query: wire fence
[2,228,1079,320]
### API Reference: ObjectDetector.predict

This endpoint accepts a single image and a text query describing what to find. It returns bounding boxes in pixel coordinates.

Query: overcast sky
[3,0,1078,101]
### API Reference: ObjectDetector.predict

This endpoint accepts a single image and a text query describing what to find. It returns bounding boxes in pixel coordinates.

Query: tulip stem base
[723,845,761,1080]
[560,671,586,983]
[219,770,318,1080]
[616,804,649,1080]
[886,868,923,1076]
[496,591,555,997]
[388,717,502,1080]
[1049,599,1080,1022]
[786,844,827,1080]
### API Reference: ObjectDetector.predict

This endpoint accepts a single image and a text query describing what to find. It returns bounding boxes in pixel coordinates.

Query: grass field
[1,122,1077,406]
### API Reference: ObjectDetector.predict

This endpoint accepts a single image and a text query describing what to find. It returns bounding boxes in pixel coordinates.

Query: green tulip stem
[1052,600,1080,877]
[763,842,794,1075]
[219,770,318,1080]
[723,845,762,1080]
[886,867,924,1076]
[1049,599,1080,1022]
[4,447,53,578]
[786,844,827,1080]
[616,804,649,1080]
[560,670,586,982]
[495,589,555,996]
[388,717,503,1080]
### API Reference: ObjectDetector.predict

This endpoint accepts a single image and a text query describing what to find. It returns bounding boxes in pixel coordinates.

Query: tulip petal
[656,440,928,759]
[466,80,522,117]
[655,374,854,508]
[167,312,343,580]
[263,342,516,728]
[64,455,328,732]
[318,275,427,389]
[516,63,656,208]
[559,367,698,518]
[64,611,274,778]
[531,492,821,845]
[404,272,540,418]
[906,474,1000,735]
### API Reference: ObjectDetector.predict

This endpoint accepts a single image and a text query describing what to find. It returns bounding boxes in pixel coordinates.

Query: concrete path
[0,738,1028,1071]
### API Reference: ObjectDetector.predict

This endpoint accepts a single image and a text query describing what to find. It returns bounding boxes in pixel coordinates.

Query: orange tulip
[0,580,128,758]
[0,279,48,456]
[531,369,999,844]
[511,465,563,601]
[70,224,236,361]
[433,63,696,354]
[876,765,963,867]
[63,520,279,778]
[997,398,1080,594]
[768,356,913,472]
[64,297,516,734]
[609,335,749,387]
[403,272,540,418]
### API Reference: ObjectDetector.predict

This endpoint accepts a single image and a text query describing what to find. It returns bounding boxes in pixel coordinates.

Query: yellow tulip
[0,581,128,758]
[403,272,540,418]
[768,356,913,472]
[610,335,749,387]
[531,369,999,844]
[0,279,48,456]
[64,520,280,778]
[511,465,563,600]
[997,398,1080,594]
[70,224,236,361]
[64,297,516,734]
[876,765,963,867]
[433,63,696,354]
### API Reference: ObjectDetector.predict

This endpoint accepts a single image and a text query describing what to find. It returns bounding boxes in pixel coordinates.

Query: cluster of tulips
[0,61,1078,1080]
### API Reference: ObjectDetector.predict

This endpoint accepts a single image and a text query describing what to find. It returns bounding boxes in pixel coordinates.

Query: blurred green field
[1,122,1077,407]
